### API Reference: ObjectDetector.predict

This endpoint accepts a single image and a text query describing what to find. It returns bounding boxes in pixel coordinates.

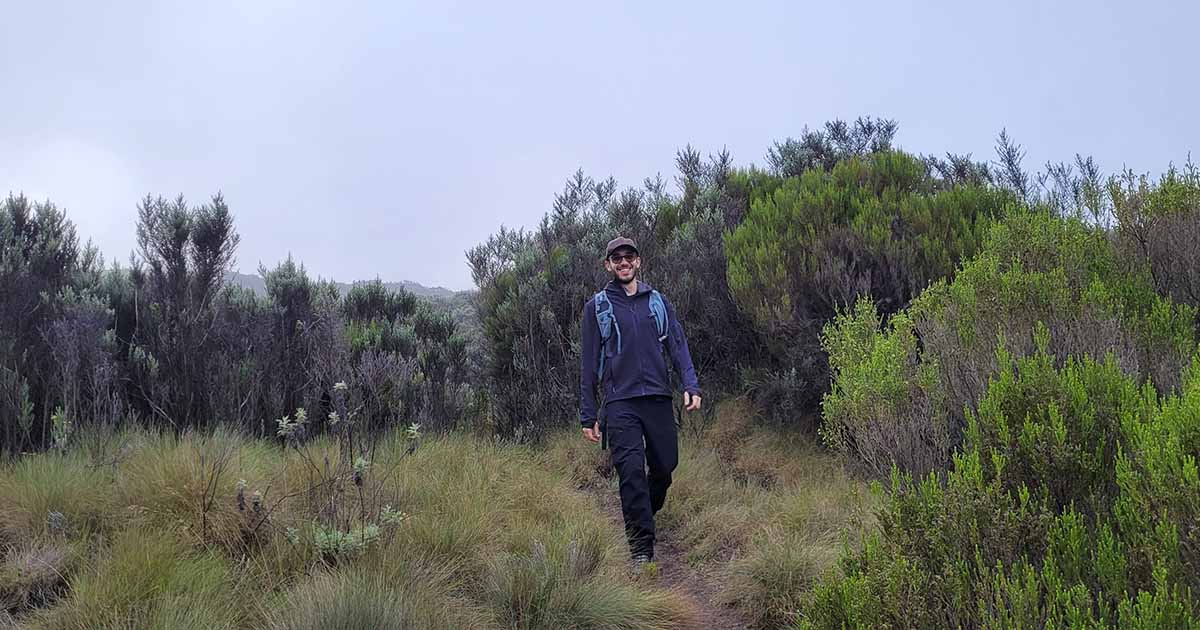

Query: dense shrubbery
[469,118,1015,437]
[726,150,1012,425]
[468,158,757,440]
[0,194,477,454]
[803,344,1200,629]
[823,185,1199,478]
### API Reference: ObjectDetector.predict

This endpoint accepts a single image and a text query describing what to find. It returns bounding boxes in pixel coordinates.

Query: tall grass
[547,399,875,629]
[0,452,120,545]
[264,563,488,630]
[0,426,700,629]
[22,527,247,630]
[668,402,874,628]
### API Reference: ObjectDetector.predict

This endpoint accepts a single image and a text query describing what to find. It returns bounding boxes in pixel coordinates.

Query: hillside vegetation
[4,118,1200,627]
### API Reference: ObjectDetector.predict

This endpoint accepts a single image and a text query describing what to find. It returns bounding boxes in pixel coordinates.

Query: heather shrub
[726,151,1010,425]
[802,346,1200,629]
[822,210,1196,476]
[1112,162,1200,325]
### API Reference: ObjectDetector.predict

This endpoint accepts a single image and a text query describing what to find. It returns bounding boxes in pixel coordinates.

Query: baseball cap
[605,236,639,258]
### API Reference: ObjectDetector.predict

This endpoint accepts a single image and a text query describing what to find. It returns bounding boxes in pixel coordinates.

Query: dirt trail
[595,488,750,630]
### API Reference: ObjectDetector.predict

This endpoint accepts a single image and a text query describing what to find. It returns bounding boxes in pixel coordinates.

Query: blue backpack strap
[593,290,620,380]
[649,290,668,342]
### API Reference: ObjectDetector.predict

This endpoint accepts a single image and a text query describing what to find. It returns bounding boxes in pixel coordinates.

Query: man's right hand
[582,421,601,443]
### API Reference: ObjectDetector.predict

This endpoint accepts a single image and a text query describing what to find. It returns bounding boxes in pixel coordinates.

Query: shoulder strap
[649,290,668,342]
[593,290,620,380]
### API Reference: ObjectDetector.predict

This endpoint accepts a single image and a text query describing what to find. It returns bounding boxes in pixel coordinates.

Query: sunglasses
[608,253,638,264]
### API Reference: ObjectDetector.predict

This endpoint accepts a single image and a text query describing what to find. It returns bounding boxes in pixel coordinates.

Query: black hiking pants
[605,395,678,559]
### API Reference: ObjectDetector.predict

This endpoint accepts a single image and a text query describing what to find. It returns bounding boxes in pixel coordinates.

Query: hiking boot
[630,553,657,578]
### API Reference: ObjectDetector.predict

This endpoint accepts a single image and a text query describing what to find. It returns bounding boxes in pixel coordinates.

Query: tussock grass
[722,527,841,629]
[118,428,281,551]
[24,527,247,630]
[264,563,488,630]
[666,401,874,628]
[0,452,119,545]
[485,539,698,630]
[2,427,698,629]
[0,541,75,614]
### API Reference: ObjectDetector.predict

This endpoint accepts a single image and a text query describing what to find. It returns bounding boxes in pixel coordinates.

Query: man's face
[604,247,640,284]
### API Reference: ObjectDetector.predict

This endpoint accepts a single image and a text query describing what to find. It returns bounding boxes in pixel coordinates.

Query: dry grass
[548,398,877,629]
[0,427,701,629]
[0,541,74,615]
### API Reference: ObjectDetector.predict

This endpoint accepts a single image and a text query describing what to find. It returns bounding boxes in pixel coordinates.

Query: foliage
[803,347,1200,629]
[726,150,1011,424]
[468,163,754,440]
[0,195,100,453]
[0,426,697,629]
[822,208,1197,476]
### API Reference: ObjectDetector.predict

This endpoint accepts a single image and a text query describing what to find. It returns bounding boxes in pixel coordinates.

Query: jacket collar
[605,278,652,299]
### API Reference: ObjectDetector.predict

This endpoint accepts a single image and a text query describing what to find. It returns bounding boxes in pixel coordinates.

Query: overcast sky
[2,0,1195,290]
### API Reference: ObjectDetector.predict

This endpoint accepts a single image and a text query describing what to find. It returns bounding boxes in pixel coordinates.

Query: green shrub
[822,210,1197,476]
[726,151,1009,424]
[802,347,1200,629]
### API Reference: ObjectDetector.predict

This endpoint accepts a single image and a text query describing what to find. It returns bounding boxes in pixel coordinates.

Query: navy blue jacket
[579,280,700,427]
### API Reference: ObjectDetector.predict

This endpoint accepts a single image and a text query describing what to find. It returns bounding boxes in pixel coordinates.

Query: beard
[611,268,636,285]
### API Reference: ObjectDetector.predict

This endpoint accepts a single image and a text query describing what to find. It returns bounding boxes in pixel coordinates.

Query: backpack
[593,288,668,382]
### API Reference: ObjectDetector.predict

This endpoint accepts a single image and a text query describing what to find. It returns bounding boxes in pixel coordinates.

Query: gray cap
[605,236,638,258]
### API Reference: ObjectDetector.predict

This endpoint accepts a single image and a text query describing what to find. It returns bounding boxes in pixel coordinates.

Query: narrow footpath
[595,487,750,630]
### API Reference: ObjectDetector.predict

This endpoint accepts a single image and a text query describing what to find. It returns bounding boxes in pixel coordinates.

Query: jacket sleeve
[579,298,600,427]
[663,296,700,395]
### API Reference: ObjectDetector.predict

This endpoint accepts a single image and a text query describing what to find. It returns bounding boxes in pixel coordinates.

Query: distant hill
[225,271,459,299]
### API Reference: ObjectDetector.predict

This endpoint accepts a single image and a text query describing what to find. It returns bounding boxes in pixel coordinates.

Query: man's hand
[582,421,601,443]
[684,391,702,412]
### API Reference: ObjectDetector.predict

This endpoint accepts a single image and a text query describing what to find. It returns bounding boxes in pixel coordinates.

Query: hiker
[580,236,701,566]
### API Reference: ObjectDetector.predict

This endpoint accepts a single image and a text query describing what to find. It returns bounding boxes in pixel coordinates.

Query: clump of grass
[118,428,279,552]
[263,563,487,630]
[721,527,840,628]
[26,527,247,630]
[0,541,75,614]
[0,453,119,545]
[379,436,619,577]
[485,539,696,630]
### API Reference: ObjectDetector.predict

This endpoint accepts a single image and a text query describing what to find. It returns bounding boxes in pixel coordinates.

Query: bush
[726,151,1010,423]
[822,210,1197,476]
[802,347,1200,629]
[1112,162,1200,323]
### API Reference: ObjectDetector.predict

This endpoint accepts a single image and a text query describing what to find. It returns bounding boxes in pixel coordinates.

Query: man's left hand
[683,391,702,412]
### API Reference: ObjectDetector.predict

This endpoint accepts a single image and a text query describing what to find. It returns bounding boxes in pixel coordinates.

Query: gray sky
[2,0,1195,290]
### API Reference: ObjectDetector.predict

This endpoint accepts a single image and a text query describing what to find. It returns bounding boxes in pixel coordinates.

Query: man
[580,236,701,566]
